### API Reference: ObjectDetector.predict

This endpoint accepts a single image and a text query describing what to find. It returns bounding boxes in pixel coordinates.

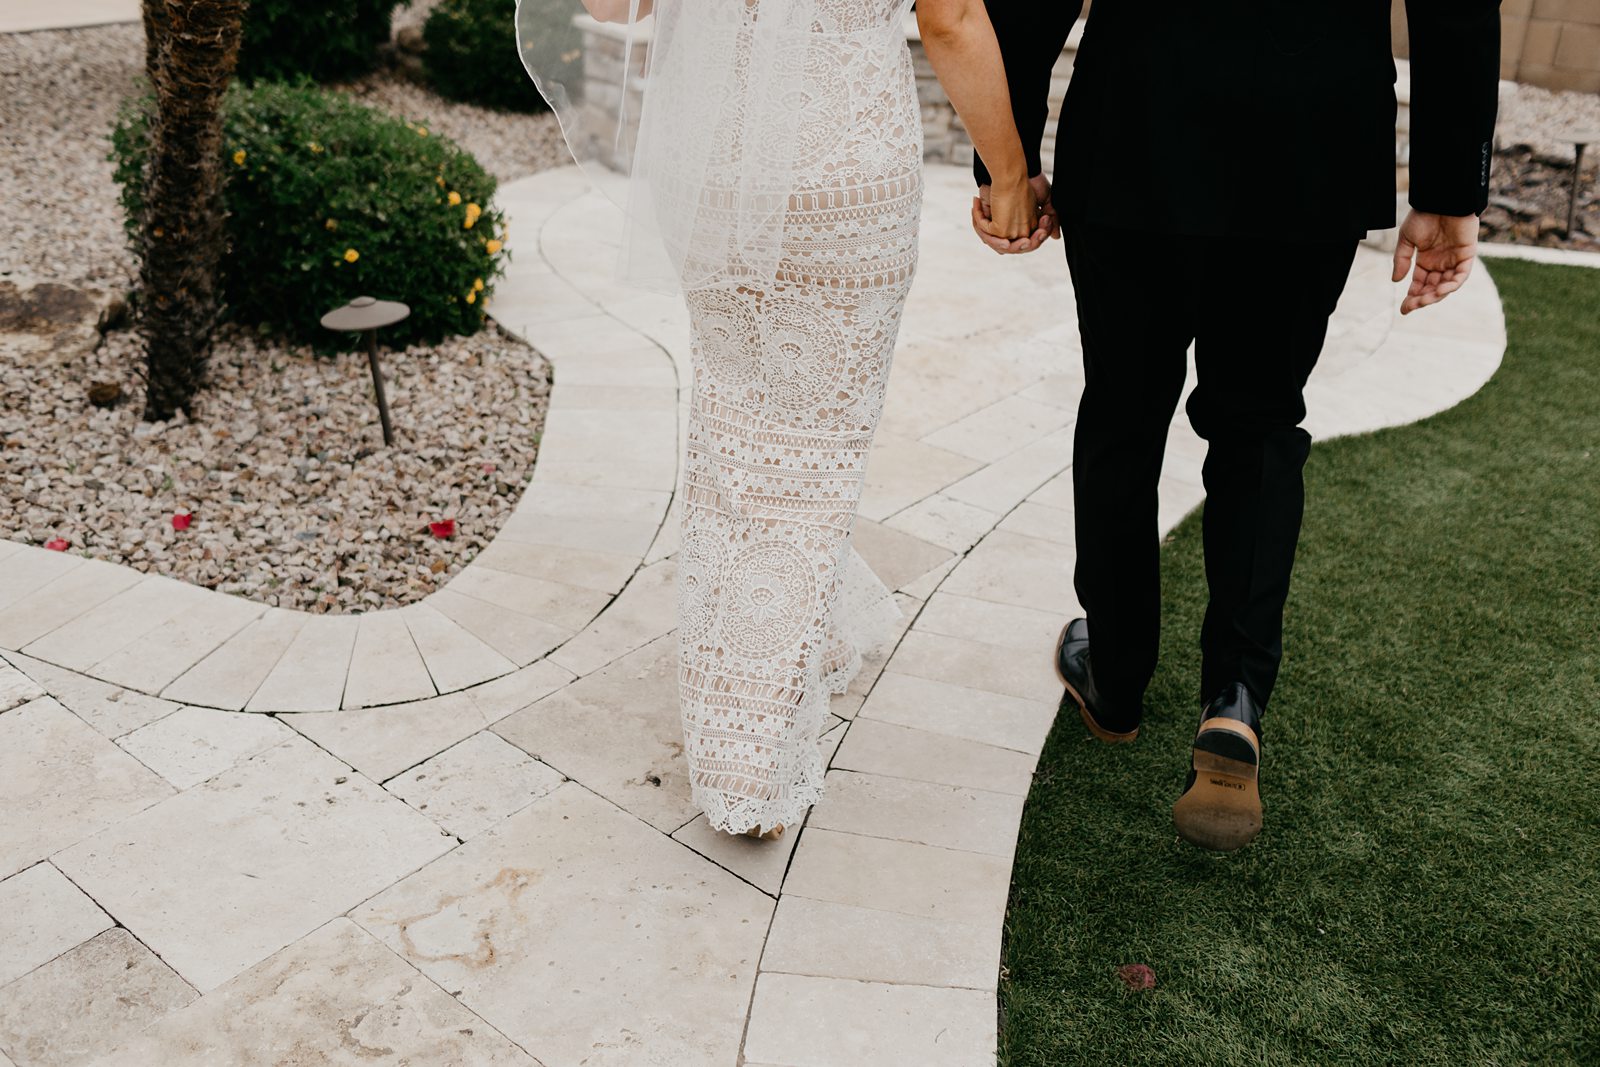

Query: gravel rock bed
[1496,82,1600,163]
[3,18,568,614]
[2,318,551,613]
[332,71,567,185]
[1483,146,1599,253]
[361,0,568,183]
[1484,83,1600,253]
[394,0,446,37]
[0,24,144,291]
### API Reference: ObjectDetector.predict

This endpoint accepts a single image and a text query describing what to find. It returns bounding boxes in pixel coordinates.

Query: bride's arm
[917,0,1037,243]
[582,0,653,23]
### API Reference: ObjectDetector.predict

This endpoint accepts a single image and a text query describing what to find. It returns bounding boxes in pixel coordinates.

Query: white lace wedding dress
[672,0,923,834]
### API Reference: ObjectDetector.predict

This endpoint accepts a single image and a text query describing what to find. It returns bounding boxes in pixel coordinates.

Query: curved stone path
[0,0,137,34]
[0,165,1505,1067]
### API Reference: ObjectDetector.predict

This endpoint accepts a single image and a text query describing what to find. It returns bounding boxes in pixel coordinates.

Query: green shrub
[425,0,579,113]
[112,81,508,348]
[237,0,409,83]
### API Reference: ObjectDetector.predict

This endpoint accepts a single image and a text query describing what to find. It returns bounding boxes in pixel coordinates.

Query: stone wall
[573,16,646,171]
[576,13,1411,196]
[911,19,1083,170]
[573,14,1084,173]
[1394,0,1600,94]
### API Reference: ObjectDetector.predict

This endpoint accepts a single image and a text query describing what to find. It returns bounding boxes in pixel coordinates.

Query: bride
[519,0,1048,838]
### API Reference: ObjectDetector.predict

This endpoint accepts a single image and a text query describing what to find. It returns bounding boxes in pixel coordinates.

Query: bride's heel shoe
[742,824,785,841]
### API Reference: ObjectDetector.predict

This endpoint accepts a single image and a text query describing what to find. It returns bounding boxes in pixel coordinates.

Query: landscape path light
[320,295,411,447]
[1560,129,1599,240]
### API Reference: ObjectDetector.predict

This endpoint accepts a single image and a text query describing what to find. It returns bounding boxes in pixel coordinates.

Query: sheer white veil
[515,0,822,294]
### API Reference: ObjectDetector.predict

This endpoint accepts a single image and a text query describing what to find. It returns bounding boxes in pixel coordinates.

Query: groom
[975,1,1503,850]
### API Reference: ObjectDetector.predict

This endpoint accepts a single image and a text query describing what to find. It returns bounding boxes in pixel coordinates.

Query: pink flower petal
[429,519,457,539]
[1117,964,1156,991]
[44,538,70,552]
[171,512,193,531]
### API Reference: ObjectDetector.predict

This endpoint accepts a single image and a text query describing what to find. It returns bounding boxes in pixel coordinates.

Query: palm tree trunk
[139,0,246,422]
[141,0,169,83]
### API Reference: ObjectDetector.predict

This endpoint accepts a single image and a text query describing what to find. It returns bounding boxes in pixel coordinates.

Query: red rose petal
[1117,964,1156,991]
[44,538,70,552]
[172,512,193,531]
[429,519,457,539]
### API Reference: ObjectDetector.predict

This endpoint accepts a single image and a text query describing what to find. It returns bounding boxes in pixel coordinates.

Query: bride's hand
[977,175,1039,248]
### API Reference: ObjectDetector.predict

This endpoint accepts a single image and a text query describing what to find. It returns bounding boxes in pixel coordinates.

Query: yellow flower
[309,141,323,154]
[485,239,502,255]
[232,149,246,166]
[325,218,338,231]
[436,175,446,187]
[343,248,360,263]
[473,278,484,291]
[447,191,462,206]
[464,203,482,230]
[416,126,429,137]
[466,290,477,305]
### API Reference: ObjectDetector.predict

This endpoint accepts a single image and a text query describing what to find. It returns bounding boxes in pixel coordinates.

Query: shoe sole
[1171,719,1262,851]
[1054,623,1138,744]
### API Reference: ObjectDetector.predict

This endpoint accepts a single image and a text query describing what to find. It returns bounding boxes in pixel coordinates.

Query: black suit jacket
[975,1,1502,238]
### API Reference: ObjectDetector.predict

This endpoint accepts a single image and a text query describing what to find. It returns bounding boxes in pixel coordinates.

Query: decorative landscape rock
[2,20,564,614]
[1481,145,1599,252]
[0,279,112,364]
[1,320,552,613]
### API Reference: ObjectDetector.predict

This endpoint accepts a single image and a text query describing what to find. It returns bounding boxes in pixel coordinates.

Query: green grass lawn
[998,259,1600,1066]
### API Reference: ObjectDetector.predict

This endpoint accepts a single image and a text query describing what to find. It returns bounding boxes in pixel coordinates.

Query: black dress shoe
[1054,618,1141,743]
[1172,682,1263,851]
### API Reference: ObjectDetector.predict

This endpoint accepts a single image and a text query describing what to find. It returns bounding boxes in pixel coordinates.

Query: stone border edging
[0,168,679,714]
[0,0,140,35]
[1478,241,1600,270]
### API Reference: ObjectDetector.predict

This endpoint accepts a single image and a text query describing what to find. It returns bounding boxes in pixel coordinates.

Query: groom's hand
[973,175,1059,255]
[1392,210,1479,315]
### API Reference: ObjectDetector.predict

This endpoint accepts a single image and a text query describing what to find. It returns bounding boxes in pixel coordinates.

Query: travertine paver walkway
[0,164,1506,1067]
[0,0,137,34]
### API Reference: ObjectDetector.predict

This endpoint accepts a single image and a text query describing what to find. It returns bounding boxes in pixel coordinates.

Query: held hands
[1392,210,1479,315]
[973,174,1060,255]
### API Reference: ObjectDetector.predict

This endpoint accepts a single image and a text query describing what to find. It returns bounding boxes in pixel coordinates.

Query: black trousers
[1063,219,1359,712]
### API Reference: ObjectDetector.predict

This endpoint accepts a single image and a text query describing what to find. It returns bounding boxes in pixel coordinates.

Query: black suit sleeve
[1404,0,1501,217]
[972,1,1081,186]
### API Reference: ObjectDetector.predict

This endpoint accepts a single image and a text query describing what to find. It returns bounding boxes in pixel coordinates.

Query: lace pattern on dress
[676,0,922,835]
